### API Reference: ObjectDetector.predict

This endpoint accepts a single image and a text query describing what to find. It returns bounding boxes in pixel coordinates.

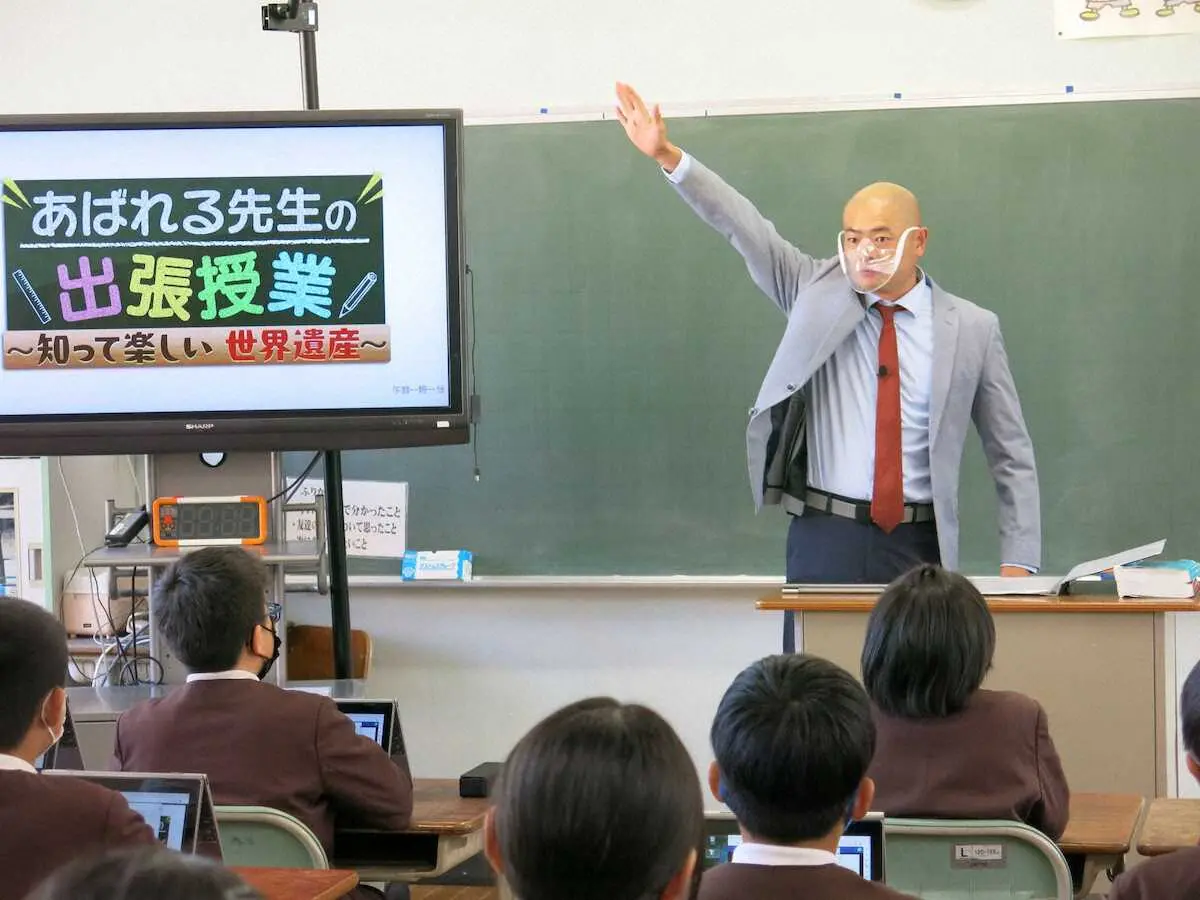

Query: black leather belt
[805,489,935,525]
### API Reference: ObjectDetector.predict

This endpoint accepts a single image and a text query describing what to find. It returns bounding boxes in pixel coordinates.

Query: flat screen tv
[0,109,468,454]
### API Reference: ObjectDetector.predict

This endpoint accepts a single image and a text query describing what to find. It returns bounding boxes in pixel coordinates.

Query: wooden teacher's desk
[760,591,1200,804]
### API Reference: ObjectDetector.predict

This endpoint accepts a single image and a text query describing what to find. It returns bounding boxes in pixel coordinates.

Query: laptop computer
[335,699,407,758]
[702,811,886,882]
[34,705,82,772]
[44,770,222,858]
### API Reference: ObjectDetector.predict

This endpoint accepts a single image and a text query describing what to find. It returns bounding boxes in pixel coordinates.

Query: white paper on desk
[1053,539,1166,593]
[969,575,1063,596]
[968,540,1166,596]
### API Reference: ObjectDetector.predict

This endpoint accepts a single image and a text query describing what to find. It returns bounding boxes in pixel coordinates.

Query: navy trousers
[782,509,941,652]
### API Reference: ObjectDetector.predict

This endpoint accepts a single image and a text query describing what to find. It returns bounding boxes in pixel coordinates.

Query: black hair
[153,547,268,673]
[494,697,703,900]
[0,596,68,752]
[27,846,261,900]
[710,654,875,844]
[1182,658,1200,758]
[861,563,995,719]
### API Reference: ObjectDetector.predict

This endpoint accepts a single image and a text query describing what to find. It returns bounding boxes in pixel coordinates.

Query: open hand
[615,82,681,171]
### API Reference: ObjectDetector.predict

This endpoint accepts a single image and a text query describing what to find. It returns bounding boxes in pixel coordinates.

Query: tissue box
[401,550,473,581]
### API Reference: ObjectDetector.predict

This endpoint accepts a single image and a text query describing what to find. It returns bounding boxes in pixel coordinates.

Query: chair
[884,818,1073,900]
[286,623,374,680]
[214,805,329,869]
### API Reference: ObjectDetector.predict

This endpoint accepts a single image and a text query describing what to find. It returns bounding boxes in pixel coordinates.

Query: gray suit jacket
[671,156,1040,570]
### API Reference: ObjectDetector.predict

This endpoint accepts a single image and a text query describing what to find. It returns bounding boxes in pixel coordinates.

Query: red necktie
[871,303,905,533]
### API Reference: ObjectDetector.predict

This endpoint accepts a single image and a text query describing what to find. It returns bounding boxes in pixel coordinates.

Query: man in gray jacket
[616,83,1040,649]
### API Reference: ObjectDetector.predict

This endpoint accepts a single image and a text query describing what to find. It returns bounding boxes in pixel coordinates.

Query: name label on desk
[951,844,1006,868]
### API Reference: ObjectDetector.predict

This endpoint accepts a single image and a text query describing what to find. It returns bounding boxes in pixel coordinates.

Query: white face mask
[837,226,919,294]
[40,698,63,750]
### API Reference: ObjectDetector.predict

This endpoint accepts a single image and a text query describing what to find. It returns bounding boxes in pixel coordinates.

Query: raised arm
[615,82,822,314]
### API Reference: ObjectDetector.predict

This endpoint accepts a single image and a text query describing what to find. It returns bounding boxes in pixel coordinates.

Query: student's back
[0,772,154,900]
[870,688,1066,835]
[1108,657,1200,900]
[701,859,911,900]
[699,654,915,900]
[1108,846,1200,900]
[112,547,412,859]
[0,597,154,900]
[861,565,1069,839]
[115,678,410,849]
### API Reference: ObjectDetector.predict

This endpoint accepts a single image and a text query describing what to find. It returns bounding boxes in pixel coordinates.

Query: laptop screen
[335,699,406,757]
[346,711,387,746]
[44,771,208,855]
[702,814,885,882]
[121,790,192,851]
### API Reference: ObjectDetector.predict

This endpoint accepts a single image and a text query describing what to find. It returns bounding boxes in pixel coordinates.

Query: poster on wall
[1,174,390,371]
[1057,0,1200,38]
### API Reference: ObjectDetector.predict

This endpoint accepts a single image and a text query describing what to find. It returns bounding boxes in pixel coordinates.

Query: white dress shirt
[666,151,934,504]
[731,842,840,866]
[665,151,1034,570]
[185,669,260,683]
[0,753,38,774]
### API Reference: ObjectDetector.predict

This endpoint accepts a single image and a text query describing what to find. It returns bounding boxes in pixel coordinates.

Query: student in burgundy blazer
[1108,658,1200,899]
[862,565,1070,839]
[484,697,703,900]
[700,655,915,900]
[0,597,155,900]
[112,548,413,860]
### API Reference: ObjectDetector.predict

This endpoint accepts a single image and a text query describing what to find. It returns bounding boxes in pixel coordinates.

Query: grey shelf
[82,541,324,569]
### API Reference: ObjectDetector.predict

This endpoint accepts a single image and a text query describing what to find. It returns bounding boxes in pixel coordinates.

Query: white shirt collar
[0,753,38,774]
[731,843,840,867]
[868,272,932,316]
[186,669,261,683]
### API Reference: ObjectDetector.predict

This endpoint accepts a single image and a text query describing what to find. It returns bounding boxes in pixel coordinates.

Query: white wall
[46,456,143,604]
[1,0,1197,120]
[285,583,780,794]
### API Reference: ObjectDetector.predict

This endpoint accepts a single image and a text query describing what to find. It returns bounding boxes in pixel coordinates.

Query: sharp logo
[185,423,215,431]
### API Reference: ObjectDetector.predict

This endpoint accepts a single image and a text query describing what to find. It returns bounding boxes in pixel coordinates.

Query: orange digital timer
[152,495,269,547]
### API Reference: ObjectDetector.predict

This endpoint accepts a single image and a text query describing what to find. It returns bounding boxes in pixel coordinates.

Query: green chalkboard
[290,98,1200,576]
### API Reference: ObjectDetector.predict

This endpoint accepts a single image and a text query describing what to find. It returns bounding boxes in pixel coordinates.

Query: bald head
[843,182,922,231]
[840,182,928,300]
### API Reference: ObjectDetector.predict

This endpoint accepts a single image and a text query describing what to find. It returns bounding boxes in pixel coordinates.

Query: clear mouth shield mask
[837,226,918,294]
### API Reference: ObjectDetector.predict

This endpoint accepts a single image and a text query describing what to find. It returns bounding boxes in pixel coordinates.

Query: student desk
[335,779,490,882]
[1058,792,1145,896]
[760,592,1200,801]
[1135,797,1200,855]
[232,867,359,900]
